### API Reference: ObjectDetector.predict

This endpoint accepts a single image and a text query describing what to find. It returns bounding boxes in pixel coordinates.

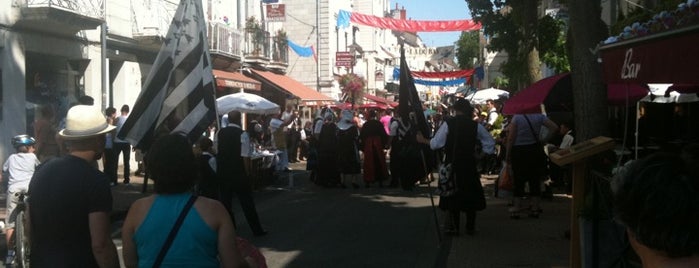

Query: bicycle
[8,191,30,268]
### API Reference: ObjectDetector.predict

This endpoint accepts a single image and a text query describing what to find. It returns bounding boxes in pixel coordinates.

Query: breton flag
[117,0,217,150]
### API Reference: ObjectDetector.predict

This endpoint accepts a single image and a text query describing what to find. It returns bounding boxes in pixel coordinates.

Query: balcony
[17,0,105,35]
[208,22,243,70]
[244,28,288,70]
[132,0,177,47]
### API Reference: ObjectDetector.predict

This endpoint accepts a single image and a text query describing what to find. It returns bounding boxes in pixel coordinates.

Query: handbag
[523,115,549,144]
[153,195,197,268]
[435,124,458,197]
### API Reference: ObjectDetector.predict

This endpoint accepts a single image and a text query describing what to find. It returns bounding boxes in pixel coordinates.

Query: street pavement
[1,160,572,267]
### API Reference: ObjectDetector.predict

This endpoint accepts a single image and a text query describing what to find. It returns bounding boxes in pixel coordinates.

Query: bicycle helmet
[11,135,36,148]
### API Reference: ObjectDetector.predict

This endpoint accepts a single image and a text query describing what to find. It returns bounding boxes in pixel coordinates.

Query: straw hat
[337,109,355,130]
[58,105,116,140]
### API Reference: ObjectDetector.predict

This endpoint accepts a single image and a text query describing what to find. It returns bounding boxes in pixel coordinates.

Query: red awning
[600,25,699,84]
[213,70,261,91]
[250,69,335,106]
[503,73,649,114]
[363,93,398,107]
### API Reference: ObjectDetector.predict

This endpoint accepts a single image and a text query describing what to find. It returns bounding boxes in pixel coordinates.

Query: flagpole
[400,42,442,245]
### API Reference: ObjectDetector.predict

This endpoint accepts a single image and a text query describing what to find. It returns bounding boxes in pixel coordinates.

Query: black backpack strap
[153,195,197,268]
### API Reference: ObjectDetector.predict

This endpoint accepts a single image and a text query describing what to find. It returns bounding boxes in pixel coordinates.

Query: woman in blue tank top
[121,134,249,267]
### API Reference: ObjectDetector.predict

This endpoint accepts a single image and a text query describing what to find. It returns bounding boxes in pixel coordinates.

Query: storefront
[600,24,699,157]
[247,69,335,124]
[213,69,262,97]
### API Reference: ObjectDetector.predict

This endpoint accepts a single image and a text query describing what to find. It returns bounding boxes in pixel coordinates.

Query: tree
[456,31,480,70]
[567,0,610,140]
[538,15,570,73]
[466,0,543,90]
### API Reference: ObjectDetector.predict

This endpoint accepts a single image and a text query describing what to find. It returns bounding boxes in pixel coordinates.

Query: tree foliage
[456,31,480,70]
[465,0,571,89]
[538,15,570,73]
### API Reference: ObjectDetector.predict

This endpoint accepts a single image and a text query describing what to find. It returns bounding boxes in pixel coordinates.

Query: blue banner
[414,78,466,86]
[287,38,314,57]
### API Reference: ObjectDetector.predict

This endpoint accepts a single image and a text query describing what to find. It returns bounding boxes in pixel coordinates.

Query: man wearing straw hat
[28,105,119,267]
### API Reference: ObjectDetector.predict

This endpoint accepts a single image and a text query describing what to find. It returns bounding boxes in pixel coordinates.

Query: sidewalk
[446,176,571,268]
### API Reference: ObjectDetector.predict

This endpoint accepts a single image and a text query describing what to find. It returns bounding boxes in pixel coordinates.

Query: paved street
[2,161,572,267]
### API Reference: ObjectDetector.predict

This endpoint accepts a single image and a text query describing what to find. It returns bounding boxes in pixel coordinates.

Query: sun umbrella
[502,73,649,115]
[465,87,510,104]
[216,92,280,115]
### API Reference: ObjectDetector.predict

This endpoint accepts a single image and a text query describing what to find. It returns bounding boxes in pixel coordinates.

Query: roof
[212,70,261,90]
[250,69,335,106]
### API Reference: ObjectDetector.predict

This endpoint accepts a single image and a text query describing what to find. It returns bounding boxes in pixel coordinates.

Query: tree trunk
[568,0,610,141]
[510,0,542,86]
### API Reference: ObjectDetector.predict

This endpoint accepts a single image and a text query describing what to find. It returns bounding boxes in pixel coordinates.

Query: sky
[391,0,474,48]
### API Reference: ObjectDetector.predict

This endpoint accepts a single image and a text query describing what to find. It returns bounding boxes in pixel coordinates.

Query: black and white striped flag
[118,0,217,150]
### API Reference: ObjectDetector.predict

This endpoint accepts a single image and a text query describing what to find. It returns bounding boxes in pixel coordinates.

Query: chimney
[400,6,406,20]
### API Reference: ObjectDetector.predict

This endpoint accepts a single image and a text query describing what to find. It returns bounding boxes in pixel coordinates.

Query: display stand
[549,136,615,268]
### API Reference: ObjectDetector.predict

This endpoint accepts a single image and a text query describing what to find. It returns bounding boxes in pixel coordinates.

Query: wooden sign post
[549,136,616,268]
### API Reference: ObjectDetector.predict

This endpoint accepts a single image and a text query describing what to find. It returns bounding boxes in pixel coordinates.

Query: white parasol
[465,87,510,104]
[216,92,280,115]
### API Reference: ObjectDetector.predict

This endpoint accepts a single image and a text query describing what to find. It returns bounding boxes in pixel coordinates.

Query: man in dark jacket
[417,98,495,235]
[217,111,267,236]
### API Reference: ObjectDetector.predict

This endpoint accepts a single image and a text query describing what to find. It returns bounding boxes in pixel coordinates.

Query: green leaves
[456,31,480,69]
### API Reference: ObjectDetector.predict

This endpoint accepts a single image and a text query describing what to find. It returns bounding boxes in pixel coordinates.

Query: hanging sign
[336,52,354,67]
[266,4,286,22]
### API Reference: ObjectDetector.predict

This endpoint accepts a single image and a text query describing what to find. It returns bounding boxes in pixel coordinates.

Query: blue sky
[392,0,473,47]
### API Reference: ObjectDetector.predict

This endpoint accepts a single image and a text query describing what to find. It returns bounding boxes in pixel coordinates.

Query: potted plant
[274,29,288,61]
[339,73,365,108]
[245,17,264,55]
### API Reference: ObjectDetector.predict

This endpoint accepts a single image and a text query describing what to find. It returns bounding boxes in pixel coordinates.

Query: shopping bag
[498,162,514,191]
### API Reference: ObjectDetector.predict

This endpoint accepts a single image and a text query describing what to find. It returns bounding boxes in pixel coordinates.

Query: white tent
[465,87,509,104]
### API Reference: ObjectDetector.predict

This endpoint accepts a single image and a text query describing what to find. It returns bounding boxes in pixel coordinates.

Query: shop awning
[600,25,699,84]
[213,70,261,91]
[364,93,398,107]
[250,69,335,106]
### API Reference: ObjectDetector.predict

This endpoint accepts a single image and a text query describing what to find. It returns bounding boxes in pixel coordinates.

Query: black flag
[117,0,217,150]
[399,44,430,137]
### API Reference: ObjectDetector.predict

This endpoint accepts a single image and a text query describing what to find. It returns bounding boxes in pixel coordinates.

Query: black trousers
[113,142,131,183]
[219,182,264,234]
[448,210,477,232]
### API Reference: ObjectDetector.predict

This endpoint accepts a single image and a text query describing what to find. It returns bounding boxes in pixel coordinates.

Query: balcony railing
[208,22,243,59]
[18,0,105,33]
[244,28,288,65]
[132,0,178,39]
[23,0,105,19]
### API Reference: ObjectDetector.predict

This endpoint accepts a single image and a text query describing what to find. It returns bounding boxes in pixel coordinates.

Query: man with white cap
[28,105,120,267]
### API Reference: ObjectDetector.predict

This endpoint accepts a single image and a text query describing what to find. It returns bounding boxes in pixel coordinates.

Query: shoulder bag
[436,122,458,197]
[153,195,197,268]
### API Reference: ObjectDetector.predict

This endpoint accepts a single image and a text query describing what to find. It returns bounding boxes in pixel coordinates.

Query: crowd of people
[3,94,698,267]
